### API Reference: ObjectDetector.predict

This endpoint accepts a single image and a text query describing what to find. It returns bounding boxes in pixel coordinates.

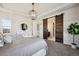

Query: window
[2,19,11,33]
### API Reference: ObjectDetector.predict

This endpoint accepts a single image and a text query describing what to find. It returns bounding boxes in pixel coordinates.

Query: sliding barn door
[43,19,48,39]
[55,14,63,43]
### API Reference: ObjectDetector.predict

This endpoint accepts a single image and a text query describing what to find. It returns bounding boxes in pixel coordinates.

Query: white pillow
[4,35,13,44]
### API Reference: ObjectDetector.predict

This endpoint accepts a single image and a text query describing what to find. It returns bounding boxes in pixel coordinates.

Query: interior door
[55,14,63,43]
[43,19,48,39]
[33,21,38,37]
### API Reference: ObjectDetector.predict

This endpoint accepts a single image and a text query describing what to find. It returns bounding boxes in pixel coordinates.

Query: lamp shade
[29,10,37,20]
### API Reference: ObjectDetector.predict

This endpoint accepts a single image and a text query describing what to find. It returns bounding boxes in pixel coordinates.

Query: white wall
[63,6,79,47]
[0,10,43,39]
[12,17,33,37]
[0,11,38,37]
[39,5,79,47]
[38,20,43,38]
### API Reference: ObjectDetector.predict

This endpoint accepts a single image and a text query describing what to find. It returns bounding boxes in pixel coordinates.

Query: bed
[0,35,48,56]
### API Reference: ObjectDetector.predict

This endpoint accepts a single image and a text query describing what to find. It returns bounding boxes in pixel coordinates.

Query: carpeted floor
[46,40,79,56]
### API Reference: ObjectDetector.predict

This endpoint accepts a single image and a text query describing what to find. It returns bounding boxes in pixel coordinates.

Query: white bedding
[0,36,48,56]
[32,49,46,56]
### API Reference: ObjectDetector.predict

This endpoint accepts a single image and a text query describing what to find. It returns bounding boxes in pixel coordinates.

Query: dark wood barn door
[55,14,63,43]
[43,19,48,39]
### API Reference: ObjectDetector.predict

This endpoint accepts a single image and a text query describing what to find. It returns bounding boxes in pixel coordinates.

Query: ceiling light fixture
[29,3,37,20]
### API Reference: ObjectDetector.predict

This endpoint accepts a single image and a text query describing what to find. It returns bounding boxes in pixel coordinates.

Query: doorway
[47,17,55,41]
[43,14,63,43]
[43,17,55,41]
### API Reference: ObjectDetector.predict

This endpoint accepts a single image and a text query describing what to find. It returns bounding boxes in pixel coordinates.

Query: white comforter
[0,37,48,56]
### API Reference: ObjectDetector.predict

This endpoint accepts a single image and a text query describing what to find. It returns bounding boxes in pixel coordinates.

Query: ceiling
[0,3,78,18]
